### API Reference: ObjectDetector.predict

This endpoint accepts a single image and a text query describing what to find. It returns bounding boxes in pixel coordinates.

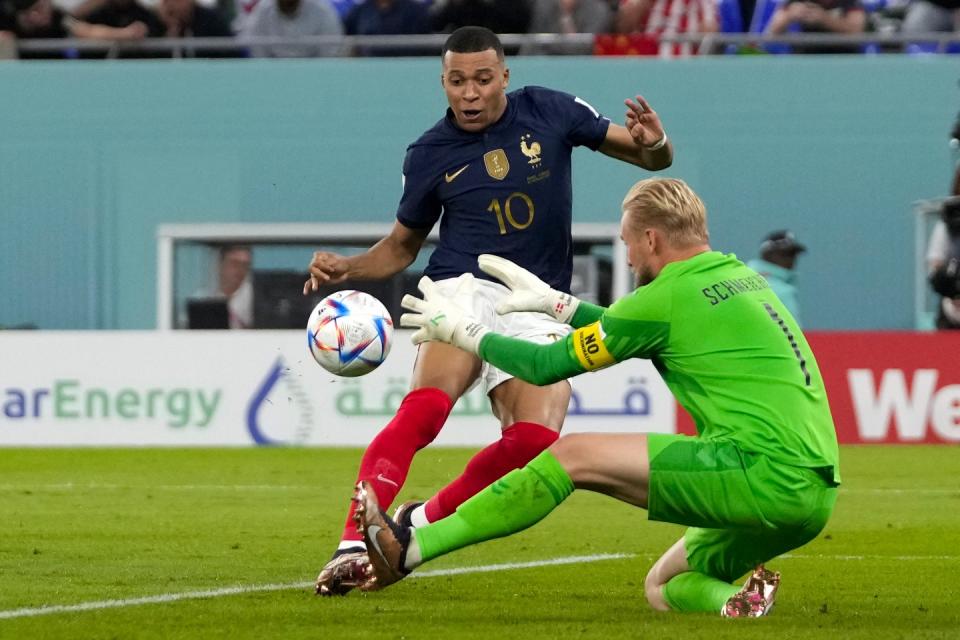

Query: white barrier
[0,331,674,447]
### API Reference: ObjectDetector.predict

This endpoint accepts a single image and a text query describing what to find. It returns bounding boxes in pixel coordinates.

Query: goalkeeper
[353,177,841,618]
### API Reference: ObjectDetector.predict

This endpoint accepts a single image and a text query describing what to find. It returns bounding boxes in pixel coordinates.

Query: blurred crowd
[0,0,957,59]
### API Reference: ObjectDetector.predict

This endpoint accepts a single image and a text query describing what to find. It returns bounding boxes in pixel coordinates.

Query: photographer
[925,112,960,330]
[928,197,960,330]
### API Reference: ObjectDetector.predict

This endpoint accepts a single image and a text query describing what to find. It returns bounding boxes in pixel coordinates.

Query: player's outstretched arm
[599,95,673,171]
[303,221,429,294]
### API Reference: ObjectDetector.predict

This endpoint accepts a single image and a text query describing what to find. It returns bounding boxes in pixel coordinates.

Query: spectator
[343,0,430,55]
[1,4,16,54]
[82,0,167,56]
[765,0,866,53]
[197,245,254,329]
[0,32,14,60]
[616,0,719,58]
[242,0,343,57]
[330,0,361,18]
[523,0,613,54]
[530,0,612,34]
[85,0,164,36]
[746,230,806,325]
[430,0,532,36]
[2,0,149,58]
[157,0,241,56]
[901,0,959,39]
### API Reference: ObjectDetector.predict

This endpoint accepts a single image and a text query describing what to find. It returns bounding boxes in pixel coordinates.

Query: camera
[929,197,960,299]
[942,196,960,236]
[930,257,960,299]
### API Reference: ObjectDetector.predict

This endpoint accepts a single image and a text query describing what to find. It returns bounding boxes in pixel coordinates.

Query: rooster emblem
[520,134,542,166]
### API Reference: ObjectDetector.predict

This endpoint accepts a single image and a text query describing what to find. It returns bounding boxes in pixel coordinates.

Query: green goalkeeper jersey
[479,251,840,484]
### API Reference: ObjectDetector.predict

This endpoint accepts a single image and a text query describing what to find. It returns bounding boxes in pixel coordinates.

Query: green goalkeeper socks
[661,571,741,613]
[414,450,575,564]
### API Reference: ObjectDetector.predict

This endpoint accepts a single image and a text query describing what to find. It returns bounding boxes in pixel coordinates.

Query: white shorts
[432,277,572,395]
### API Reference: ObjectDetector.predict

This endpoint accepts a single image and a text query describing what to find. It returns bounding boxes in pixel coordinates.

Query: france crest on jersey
[396,86,611,293]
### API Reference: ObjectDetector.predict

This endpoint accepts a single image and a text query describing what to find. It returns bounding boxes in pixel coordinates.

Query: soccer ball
[306,290,394,377]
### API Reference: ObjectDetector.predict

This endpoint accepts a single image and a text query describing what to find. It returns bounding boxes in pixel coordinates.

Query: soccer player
[353,177,841,617]
[304,26,673,595]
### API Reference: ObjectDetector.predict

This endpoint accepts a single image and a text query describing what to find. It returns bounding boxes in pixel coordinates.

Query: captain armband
[571,322,616,371]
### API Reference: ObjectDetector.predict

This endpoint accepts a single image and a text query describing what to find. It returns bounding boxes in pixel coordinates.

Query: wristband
[455,321,491,355]
[644,133,668,151]
[550,291,580,324]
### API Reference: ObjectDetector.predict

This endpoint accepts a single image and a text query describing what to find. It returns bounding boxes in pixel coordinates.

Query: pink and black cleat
[722,565,781,618]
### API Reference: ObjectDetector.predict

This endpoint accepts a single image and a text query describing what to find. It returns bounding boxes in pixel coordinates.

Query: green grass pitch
[1,445,958,639]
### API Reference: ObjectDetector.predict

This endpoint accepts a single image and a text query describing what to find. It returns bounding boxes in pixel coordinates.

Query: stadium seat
[907,41,960,54]
[717,0,744,54]
[907,42,939,55]
[860,0,886,54]
[860,0,886,12]
[748,0,792,54]
[719,0,744,33]
[748,0,782,33]
[593,33,660,56]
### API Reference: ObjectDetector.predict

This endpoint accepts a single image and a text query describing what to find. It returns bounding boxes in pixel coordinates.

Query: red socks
[423,421,559,522]
[340,387,453,543]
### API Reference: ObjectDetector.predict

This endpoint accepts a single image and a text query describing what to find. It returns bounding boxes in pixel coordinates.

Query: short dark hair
[13,0,41,12]
[219,244,252,261]
[441,26,504,62]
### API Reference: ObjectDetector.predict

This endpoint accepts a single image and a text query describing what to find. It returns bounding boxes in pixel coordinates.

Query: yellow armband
[572,322,615,371]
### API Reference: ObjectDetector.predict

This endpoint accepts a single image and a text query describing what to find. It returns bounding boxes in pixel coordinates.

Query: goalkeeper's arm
[478,332,585,386]
[568,301,605,328]
[478,306,631,386]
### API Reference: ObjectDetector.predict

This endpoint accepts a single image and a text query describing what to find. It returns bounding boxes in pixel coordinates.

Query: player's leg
[341,342,480,531]
[715,462,837,617]
[638,435,774,613]
[644,537,739,612]
[405,292,573,526]
[647,446,838,616]
[414,377,569,523]
[315,341,479,595]
[354,432,653,590]
[644,533,741,614]
[651,528,785,616]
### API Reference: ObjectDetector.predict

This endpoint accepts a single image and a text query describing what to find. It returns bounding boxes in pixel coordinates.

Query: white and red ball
[306,290,393,377]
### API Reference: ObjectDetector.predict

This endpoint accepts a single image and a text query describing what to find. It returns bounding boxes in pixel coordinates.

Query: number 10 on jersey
[487,192,535,234]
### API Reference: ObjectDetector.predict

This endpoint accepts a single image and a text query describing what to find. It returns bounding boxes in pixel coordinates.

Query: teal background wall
[0,56,955,330]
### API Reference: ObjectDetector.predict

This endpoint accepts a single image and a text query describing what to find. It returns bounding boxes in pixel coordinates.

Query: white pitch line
[0,553,632,621]
[2,485,958,494]
[2,550,957,621]
[0,483,316,492]
[411,553,634,578]
[840,488,960,494]
[784,553,959,561]
[0,582,306,621]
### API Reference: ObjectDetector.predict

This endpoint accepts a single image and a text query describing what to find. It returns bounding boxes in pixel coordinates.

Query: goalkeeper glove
[400,273,490,354]
[478,254,580,323]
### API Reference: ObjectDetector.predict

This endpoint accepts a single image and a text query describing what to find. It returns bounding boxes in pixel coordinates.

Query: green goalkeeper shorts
[646,433,838,583]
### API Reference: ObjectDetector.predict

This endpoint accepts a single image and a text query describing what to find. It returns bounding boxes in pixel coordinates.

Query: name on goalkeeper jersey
[701,275,770,305]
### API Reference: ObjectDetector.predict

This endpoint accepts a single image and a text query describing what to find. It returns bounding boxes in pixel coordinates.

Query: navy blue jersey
[396,86,611,292]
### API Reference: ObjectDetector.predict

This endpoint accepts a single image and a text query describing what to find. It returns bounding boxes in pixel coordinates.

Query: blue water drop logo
[246,357,314,446]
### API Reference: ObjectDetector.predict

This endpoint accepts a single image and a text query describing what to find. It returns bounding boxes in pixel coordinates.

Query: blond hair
[621,177,708,247]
